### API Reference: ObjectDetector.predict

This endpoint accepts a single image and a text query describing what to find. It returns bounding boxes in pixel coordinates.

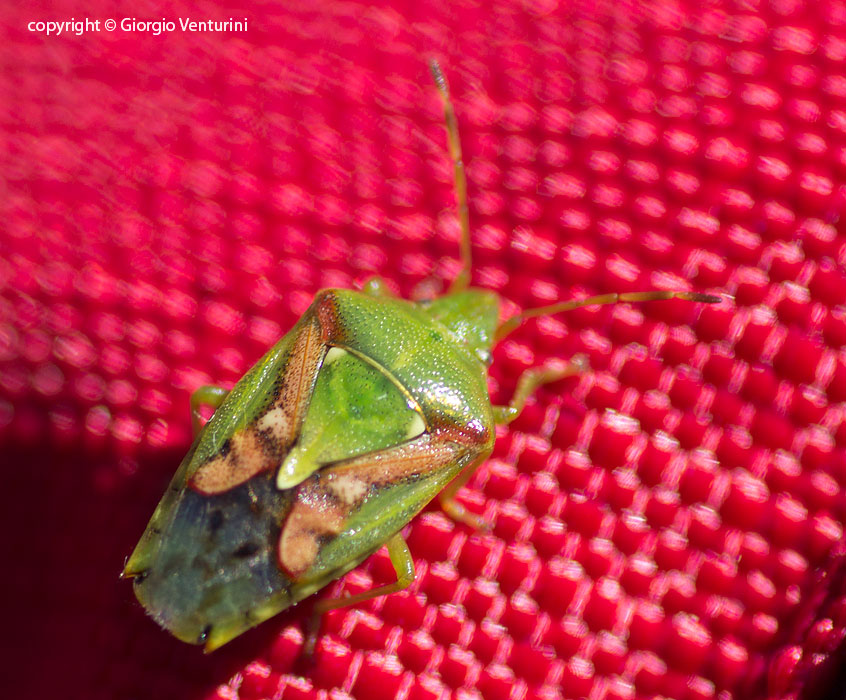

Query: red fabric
[3,1,846,699]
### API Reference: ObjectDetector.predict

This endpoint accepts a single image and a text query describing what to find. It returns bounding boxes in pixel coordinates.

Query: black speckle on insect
[267,378,283,403]
[198,625,212,644]
[209,509,225,533]
[256,429,283,464]
[233,542,259,559]
[134,570,148,584]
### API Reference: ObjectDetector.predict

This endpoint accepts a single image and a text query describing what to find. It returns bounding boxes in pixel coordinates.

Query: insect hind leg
[304,533,414,657]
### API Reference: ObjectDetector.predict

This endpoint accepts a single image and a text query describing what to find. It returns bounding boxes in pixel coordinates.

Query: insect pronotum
[123,61,721,653]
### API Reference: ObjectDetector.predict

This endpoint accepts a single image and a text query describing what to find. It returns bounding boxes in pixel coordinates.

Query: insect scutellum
[123,61,721,655]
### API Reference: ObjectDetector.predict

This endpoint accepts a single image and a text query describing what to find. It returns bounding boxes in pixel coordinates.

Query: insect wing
[124,314,318,647]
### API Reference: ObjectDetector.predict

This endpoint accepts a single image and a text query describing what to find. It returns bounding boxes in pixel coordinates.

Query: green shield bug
[123,62,721,654]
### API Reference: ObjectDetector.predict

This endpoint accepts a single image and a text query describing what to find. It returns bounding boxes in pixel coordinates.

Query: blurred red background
[3,1,846,699]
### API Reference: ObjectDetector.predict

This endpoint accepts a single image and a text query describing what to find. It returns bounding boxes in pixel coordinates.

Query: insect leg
[190,385,230,436]
[439,452,492,530]
[304,533,415,656]
[441,358,589,530]
[492,356,588,424]
[495,290,722,341]
[430,61,472,294]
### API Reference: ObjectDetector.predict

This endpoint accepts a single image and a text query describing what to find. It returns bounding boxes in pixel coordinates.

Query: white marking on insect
[323,347,346,365]
[327,473,368,503]
[405,412,426,440]
[257,406,290,438]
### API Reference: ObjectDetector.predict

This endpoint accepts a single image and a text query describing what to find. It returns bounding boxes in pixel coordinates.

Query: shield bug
[123,62,720,653]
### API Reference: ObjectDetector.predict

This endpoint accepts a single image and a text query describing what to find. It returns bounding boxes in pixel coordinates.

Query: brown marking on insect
[277,435,464,578]
[424,411,491,446]
[258,315,324,445]
[277,479,347,578]
[189,315,326,495]
[315,291,341,343]
[331,435,464,486]
[189,428,276,495]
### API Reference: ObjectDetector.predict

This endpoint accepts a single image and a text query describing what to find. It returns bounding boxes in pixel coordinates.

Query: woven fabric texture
[3,1,846,699]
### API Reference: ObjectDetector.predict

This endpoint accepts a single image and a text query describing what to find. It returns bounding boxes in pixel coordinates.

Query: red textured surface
[3,1,846,699]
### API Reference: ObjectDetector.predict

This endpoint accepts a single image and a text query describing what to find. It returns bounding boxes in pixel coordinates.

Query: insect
[123,62,720,653]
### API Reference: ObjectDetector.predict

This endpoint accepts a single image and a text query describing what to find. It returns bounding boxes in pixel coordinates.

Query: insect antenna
[430,60,472,294]
[495,290,723,341]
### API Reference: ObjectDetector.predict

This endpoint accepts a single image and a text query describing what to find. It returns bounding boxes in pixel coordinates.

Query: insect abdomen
[131,462,296,648]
